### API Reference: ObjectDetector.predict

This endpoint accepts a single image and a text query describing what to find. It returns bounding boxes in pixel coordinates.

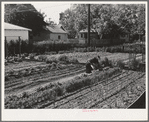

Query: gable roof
[5,22,31,31]
[46,25,67,34]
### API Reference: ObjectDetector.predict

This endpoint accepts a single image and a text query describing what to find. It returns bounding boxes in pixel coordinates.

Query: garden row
[45,71,145,109]
[5,67,121,109]
[5,64,85,95]
[5,55,79,78]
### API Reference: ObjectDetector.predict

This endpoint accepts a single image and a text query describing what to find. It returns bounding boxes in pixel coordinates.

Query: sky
[31,3,71,24]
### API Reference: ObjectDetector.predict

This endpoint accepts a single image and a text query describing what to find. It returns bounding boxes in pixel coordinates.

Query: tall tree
[60,4,145,40]
[5,4,47,35]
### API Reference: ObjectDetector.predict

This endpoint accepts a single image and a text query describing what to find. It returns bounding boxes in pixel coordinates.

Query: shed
[4,22,31,42]
[46,24,68,41]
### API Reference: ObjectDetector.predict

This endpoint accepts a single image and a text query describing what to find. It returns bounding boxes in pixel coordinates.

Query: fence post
[5,36,8,58]
[18,36,21,57]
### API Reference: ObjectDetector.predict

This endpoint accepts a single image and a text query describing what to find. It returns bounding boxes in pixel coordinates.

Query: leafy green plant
[129,58,140,70]
[69,58,79,63]
[46,56,57,63]
[58,55,69,63]
[117,60,125,69]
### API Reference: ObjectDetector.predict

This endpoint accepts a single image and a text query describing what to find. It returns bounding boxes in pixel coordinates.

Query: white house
[46,24,68,41]
[4,22,31,42]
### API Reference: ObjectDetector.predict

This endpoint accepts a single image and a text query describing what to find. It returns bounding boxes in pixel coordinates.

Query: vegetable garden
[4,51,146,109]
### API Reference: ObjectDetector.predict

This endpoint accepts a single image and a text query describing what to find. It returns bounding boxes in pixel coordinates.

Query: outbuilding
[4,22,31,42]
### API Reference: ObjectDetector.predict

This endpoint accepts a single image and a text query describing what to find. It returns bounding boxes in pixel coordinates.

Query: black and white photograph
[1,1,148,121]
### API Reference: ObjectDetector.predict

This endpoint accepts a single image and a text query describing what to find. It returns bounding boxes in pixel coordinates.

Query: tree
[5,4,47,36]
[58,4,145,41]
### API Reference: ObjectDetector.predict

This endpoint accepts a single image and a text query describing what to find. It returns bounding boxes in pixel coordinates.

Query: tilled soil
[41,71,145,109]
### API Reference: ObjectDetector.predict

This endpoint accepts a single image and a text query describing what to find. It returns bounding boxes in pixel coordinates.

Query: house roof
[46,25,67,34]
[80,29,97,33]
[5,22,31,31]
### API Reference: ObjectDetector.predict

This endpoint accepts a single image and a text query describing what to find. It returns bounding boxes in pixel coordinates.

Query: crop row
[5,67,120,109]
[5,65,85,95]
[44,71,136,108]
[93,75,145,109]
[45,71,144,109]
[5,64,81,87]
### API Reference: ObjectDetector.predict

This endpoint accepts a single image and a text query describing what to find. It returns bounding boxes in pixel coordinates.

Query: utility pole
[88,4,90,47]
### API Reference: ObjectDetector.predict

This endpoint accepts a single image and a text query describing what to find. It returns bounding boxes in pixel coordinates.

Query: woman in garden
[86,56,102,73]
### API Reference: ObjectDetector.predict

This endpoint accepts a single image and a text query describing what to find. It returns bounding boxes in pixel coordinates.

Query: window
[81,34,83,38]
[58,35,61,39]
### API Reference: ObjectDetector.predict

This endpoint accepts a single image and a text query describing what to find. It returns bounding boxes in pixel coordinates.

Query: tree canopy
[5,4,47,35]
[60,4,145,39]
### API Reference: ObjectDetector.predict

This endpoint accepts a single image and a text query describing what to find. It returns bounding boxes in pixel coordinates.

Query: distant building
[78,28,129,45]
[79,29,99,44]
[31,24,68,42]
[4,22,31,42]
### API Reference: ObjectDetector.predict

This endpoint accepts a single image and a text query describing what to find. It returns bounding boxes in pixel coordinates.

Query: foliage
[60,4,145,39]
[33,41,73,54]
[46,56,57,63]
[5,4,47,35]
[116,60,125,69]
[129,58,140,70]
[69,58,79,63]
[58,55,69,63]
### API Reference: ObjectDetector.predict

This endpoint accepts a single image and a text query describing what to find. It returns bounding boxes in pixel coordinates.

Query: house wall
[5,29,29,42]
[78,32,99,44]
[50,33,68,41]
